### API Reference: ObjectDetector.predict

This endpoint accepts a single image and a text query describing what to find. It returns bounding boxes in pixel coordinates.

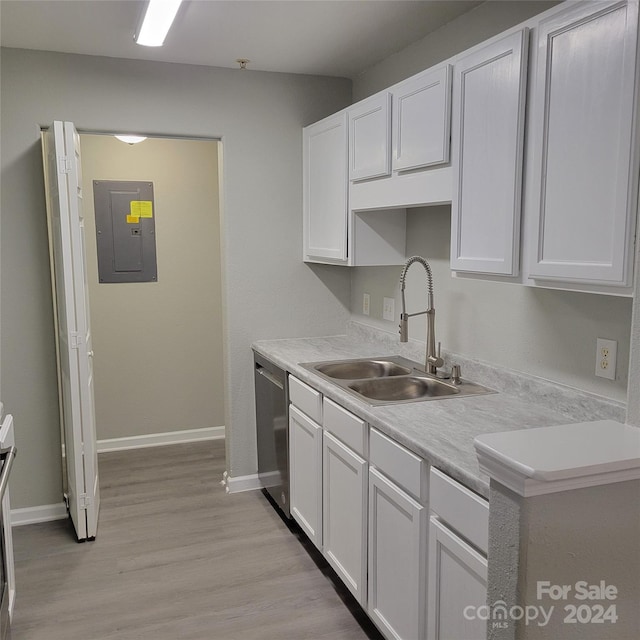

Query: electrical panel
[93,180,157,283]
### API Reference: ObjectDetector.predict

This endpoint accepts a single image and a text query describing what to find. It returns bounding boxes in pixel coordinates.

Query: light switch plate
[383,297,395,321]
[595,338,617,380]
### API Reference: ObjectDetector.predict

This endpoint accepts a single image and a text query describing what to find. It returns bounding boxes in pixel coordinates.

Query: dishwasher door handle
[256,365,284,390]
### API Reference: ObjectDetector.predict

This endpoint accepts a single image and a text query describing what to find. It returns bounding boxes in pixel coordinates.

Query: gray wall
[0,48,352,509]
[353,1,560,101]
[349,0,632,404]
[80,135,225,441]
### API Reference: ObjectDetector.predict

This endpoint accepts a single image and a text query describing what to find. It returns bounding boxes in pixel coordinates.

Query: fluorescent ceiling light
[115,135,147,145]
[135,0,183,47]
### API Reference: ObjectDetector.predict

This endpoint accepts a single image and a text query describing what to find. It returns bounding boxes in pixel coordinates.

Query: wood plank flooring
[11,441,384,640]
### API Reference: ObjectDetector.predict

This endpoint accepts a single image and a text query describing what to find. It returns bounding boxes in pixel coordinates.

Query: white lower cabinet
[287,379,492,640]
[427,468,489,640]
[368,467,427,640]
[289,404,323,550]
[427,517,488,640]
[322,430,368,606]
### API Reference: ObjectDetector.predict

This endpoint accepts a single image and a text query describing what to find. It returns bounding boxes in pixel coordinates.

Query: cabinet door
[427,517,488,640]
[303,112,348,263]
[323,431,368,606]
[450,30,528,276]
[368,467,426,640]
[528,0,639,286]
[392,65,452,172]
[289,405,323,549]
[349,93,392,182]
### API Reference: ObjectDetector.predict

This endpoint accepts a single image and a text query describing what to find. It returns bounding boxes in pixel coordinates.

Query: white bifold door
[42,121,100,541]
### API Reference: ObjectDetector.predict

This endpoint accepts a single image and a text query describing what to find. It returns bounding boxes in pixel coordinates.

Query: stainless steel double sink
[301,355,495,406]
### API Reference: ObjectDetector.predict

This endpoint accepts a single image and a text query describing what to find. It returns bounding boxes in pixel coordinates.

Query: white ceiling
[0,0,481,78]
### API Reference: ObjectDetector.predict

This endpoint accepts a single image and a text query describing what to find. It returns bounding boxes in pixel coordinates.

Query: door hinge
[58,156,71,174]
[70,332,84,349]
[79,494,93,510]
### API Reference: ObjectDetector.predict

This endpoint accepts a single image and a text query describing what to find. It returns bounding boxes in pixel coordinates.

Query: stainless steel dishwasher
[254,352,290,518]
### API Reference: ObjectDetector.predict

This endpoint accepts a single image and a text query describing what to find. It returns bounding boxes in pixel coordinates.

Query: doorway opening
[45,127,226,540]
[81,134,225,446]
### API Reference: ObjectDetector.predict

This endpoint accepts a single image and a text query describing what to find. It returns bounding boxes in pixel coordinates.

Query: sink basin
[348,376,459,402]
[300,355,496,405]
[315,359,411,380]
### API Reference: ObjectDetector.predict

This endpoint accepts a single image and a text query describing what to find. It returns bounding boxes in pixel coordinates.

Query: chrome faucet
[399,256,444,375]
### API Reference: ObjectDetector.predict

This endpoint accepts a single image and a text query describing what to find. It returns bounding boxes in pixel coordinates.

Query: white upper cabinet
[348,66,451,183]
[526,0,639,288]
[303,0,639,287]
[450,30,529,276]
[392,65,452,172]
[303,110,406,266]
[349,64,453,212]
[303,112,348,263]
[349,93,392,182]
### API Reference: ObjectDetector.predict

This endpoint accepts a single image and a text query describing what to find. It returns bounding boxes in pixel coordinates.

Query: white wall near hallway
[80,134,225,441]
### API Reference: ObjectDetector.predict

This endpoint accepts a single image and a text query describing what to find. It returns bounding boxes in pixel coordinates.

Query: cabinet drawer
[429,467,488,555]
[323,398,367,457]
[369,428,426,503]
[289,375,322,423]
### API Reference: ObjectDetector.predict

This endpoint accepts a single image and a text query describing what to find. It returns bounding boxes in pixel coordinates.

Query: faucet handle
[430,341,444,369]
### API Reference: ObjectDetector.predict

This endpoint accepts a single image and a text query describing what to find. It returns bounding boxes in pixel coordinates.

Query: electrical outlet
[383,297,395,322]
[363,293,370,316]
[595,338,617,380]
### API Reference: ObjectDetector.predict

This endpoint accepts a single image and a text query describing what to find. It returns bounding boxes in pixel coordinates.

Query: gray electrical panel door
[93,180,157,283]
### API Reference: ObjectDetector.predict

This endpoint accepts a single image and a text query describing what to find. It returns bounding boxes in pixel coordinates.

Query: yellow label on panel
[126,215,139,224]
[139,201,153,218]
[130,201,153,218]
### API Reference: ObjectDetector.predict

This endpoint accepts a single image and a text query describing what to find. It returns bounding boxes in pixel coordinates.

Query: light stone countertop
[252,323,626,499]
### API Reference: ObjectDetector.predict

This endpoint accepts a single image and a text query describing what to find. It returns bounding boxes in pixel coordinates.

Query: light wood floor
[11,441,384,640]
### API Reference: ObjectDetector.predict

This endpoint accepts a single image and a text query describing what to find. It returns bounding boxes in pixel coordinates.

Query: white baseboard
[97,426,225,453]
[11,502,68,527]
[221,470,262,494]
